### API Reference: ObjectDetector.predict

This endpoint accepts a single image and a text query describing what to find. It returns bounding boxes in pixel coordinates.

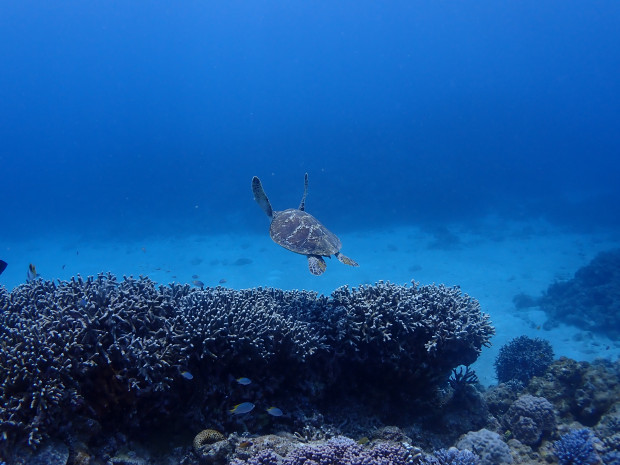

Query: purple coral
[284,437,363,464]
[456,429,513,465]
[554,428,601,465]
[421,447,481,465]
[504,394,556,446]
[233,437,412,465]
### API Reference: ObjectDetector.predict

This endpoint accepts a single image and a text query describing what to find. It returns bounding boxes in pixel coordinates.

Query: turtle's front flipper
[335,252,359,267]
[307,255,327,275]
[252,176,273,219]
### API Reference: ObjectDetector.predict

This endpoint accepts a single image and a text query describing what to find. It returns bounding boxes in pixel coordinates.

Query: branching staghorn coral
[318,281,494,402]
[0,275,494,451]
[176,286,328,364]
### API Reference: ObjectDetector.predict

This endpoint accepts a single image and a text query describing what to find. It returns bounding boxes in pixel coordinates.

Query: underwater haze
[1,1,619,241]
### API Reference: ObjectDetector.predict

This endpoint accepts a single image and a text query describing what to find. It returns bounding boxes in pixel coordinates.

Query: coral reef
[527,358,620,426]
[224,357,619,465]
[503,395,556,446]
[0,275,185,448]
[0,275,493,459]
[455,429,513,465]
[494,336,554,384]
[539,248,620,337]
[2,273,618,465]
[423,447,481,465]
[322,282,494,410]
[193,429,226,453]
[484,381,523,418]
[448,366,479,391]
[553,428,601,465]
[231,436,413,465]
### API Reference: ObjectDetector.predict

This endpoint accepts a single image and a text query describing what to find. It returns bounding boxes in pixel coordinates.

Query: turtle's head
[252,176,273,219]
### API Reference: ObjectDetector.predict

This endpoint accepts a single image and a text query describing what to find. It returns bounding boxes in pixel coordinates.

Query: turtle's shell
[270,209,342,256]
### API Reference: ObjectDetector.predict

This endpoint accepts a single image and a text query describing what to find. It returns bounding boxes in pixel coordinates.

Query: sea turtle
[252,173,359,275]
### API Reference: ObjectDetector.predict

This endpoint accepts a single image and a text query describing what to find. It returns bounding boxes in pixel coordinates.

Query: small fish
[141,247,146,253]
[238,440,253,449]
[192,280,204,288]
[62,264,66,270]
[0,260,7,276]
[192,274,200,279]
[357,437,369,445]
[78,298,88,308]
[229,402,255,415]
[27,263,39,282]
[236,377,252,385]
[181,371,194,380]
[265,406,283,417]
[219,278,227,284]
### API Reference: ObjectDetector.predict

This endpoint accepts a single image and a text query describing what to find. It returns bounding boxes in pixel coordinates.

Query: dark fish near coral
[192,274,199,279]
[27,263,39,282]
[0,260,7,276]
[219,278,227,284]
[236,377,252,385]
[229,402,254,415]
[266,406,283,417]
[192,280,204,288]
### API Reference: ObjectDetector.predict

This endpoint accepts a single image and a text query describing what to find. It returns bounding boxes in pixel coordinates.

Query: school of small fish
[228,377,283,416]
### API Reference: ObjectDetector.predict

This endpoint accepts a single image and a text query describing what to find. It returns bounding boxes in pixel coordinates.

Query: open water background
[1,1,619,241]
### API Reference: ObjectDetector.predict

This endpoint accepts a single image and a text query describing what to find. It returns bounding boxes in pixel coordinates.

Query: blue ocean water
[1,1,619,243]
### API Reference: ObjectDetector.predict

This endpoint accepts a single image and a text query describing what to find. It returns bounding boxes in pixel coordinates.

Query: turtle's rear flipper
[336,253,358,267]
[308,255,327,275]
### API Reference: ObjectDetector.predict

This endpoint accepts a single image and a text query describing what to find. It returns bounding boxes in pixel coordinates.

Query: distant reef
[0,275,493,463]
[539,249,620,337]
